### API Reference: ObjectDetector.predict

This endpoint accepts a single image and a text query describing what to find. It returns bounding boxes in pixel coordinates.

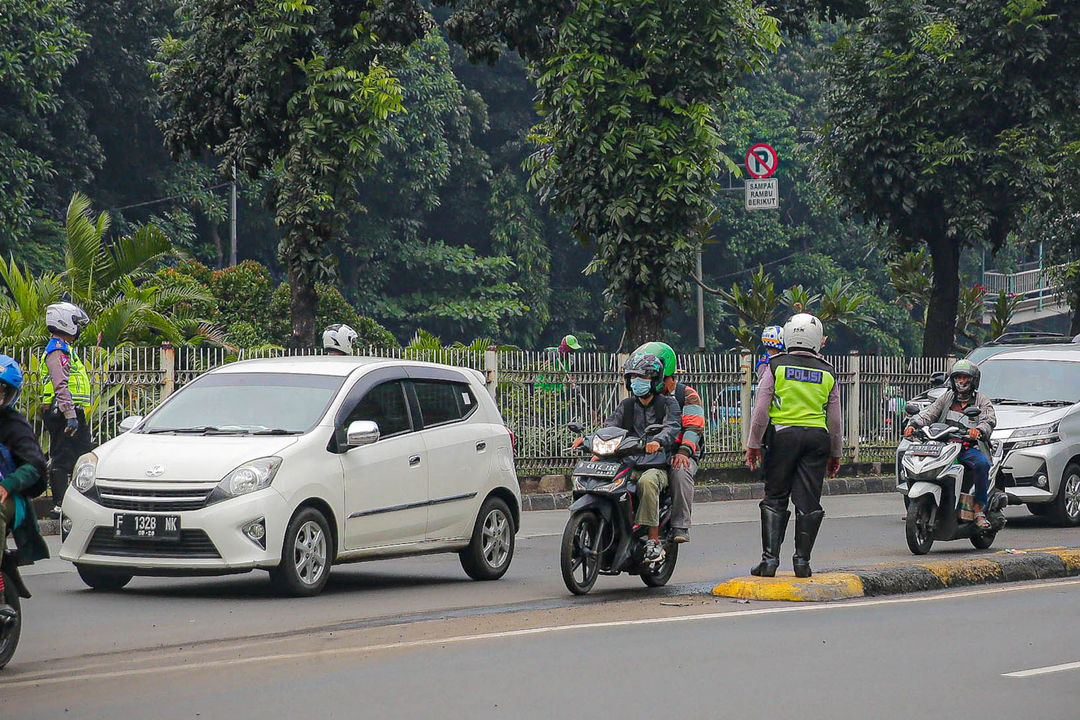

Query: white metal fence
[2,346,952,472]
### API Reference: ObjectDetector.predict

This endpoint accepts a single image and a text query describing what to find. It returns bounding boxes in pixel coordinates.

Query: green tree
[154,0,428,346]
[0,0,88,258]
[816,0,1080,355]
[525,0,779,347]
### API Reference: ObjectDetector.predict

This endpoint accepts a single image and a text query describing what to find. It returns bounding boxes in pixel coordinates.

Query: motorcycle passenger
[571,352,680,562]
[905,359,997,530]
[745,313,843,578]
[322,323,358,356]
[42,302,93,517]
[634,342,704,544]
[0,355,50,624]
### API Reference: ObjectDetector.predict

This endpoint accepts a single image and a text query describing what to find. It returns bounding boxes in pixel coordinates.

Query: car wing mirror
[346,420,380,448]
[118,415,143,432]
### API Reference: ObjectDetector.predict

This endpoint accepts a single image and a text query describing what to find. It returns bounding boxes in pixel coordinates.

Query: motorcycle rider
[0,355,49,624]
[745,313,843,578]
[42,301,93,517]
[571,352,680,562]
[904,359,997,530]
[756,325,784,377]
[322,324,358,356]
[634,342,704,544]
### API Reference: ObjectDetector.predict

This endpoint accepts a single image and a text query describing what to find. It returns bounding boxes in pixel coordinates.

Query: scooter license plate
[908,444,942,456]
[573,460,620,478]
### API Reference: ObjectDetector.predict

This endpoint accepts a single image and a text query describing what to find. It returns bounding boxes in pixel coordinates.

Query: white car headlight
[591,437,622,456]
[71,453,98,493]
[215,457,282,498]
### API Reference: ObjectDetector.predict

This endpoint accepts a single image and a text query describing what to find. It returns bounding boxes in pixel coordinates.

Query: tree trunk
[624,302,665,351]
[923,233,961,357]
[288,262,318,348]
[208,222,223,269]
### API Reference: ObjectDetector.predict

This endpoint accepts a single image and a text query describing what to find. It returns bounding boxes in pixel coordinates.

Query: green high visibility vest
[42,339,92,408]
[768,353,835,429]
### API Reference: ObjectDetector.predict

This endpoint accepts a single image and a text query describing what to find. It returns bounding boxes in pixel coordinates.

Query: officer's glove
[65,417,79,435]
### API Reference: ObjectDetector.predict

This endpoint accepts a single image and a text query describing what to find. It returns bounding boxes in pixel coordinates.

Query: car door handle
[475,441,486,452]
[409,455,421,467]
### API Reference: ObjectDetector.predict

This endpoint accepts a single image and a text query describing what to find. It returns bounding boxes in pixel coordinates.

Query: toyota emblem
[145,464,166,477]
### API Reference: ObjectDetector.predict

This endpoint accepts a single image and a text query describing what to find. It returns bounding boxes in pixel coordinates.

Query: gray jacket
[911,389,996,439]
[603,394,681,449]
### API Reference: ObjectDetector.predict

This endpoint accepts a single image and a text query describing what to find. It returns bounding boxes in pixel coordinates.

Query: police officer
[744,313,843,578]
[42,302,93,517]
[322,324,358,356]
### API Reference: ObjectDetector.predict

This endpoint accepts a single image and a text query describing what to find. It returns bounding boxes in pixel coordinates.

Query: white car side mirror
[346,420,380,448]
[118,415,143,433]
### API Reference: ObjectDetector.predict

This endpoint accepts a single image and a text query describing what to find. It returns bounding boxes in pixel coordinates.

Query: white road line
[1004,661,1080,678]
[5,577,1080,690]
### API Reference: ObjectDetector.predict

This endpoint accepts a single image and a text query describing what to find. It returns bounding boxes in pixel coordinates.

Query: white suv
[897,345,1080,526]
[60,357,520,596]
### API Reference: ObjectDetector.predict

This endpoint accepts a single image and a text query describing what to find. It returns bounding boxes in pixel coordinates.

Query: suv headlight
[208,457,282,503]
[71,453,98,493]
[1009,422,1060,450]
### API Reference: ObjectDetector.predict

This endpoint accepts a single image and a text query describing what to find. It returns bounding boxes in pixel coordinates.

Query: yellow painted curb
[913,558,1003,585]
[1041,548,1080,573]
[712,572,865,602]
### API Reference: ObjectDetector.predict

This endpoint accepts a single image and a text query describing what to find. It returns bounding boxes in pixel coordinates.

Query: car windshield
[978,359,1080,405]
[140,372,344,434]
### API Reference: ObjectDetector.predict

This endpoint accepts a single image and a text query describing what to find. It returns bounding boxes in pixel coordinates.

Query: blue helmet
[0,354,23,409]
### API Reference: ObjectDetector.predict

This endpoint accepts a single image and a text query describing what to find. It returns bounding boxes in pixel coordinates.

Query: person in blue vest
[42,302,93,517]
[745,313,843,578]
[0,355,49,625]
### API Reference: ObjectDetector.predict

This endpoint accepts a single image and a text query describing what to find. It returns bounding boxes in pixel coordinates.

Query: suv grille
[86,527,221,558]
[95,480,216,512]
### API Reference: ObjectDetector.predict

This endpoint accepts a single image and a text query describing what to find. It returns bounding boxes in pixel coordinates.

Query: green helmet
[624,352,665,393]
[949,359,981,393]
[634,342,677,379]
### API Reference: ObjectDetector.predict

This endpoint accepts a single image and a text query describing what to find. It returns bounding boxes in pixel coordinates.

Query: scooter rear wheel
[0,569,21,670]
[640,542,678,588]
[905,495,934,555]
[561,511,602,595]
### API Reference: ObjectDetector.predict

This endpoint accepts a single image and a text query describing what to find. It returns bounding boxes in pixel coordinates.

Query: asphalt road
[4,492,1080,719]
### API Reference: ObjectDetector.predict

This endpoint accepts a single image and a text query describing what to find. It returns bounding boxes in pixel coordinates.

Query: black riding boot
[750,506,789,577]
[792,509,825,578]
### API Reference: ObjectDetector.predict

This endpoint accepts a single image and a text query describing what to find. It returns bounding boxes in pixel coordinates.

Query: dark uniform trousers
[44,407,93,505]
[761,426,830,515]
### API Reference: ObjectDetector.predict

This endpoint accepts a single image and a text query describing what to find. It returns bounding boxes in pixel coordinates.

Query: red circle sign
[745,143,778,179]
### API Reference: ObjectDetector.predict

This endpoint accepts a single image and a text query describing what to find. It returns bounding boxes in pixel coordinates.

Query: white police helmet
[782,313,824,353]
[45,302,90,338]
[761,325,785,351]
[322,323,358,355]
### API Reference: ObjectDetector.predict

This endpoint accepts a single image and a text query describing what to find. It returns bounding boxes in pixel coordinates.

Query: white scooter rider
[905,359,997,530]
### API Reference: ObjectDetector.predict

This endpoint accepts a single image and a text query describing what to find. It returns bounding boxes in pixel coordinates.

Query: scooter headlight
[591,437,622,456]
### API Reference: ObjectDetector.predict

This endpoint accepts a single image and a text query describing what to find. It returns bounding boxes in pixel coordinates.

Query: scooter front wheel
[561,511,602,595]
[970,531,996,550]
[905,495,935,555]
[0,569,21,670]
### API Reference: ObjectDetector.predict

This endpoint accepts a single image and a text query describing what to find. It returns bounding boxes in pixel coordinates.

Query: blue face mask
[630,378,653,397]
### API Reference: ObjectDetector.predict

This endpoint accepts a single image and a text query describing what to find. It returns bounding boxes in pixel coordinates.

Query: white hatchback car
[59,357,520,596]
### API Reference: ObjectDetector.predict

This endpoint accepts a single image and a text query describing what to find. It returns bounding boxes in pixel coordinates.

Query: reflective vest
[768,353,835,429]
[42,338,92,408]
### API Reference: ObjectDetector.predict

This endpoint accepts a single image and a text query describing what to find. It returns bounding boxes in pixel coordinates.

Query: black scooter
[0,541,31,669]
[559,423,677,595]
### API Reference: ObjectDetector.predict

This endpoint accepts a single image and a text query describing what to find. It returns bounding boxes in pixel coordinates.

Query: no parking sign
[744,143,778,179]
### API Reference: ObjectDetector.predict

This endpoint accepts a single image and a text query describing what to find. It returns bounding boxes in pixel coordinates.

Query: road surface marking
[1004,661,1080,678]
[6,578,1080,689]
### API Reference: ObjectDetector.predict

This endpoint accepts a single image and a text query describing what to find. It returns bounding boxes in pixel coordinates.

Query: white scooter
[899,405,1007,555]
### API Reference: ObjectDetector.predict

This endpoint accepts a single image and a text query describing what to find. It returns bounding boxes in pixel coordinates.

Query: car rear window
[414,381,477,427]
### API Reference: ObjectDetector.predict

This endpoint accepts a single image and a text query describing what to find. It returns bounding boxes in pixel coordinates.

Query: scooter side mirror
[929,372,947,388]
[904,403,919,416]
[964,406,981,418]
[566,422,585,434]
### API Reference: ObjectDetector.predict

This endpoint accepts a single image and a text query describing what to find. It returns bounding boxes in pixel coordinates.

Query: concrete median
[712,547,1080,601]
